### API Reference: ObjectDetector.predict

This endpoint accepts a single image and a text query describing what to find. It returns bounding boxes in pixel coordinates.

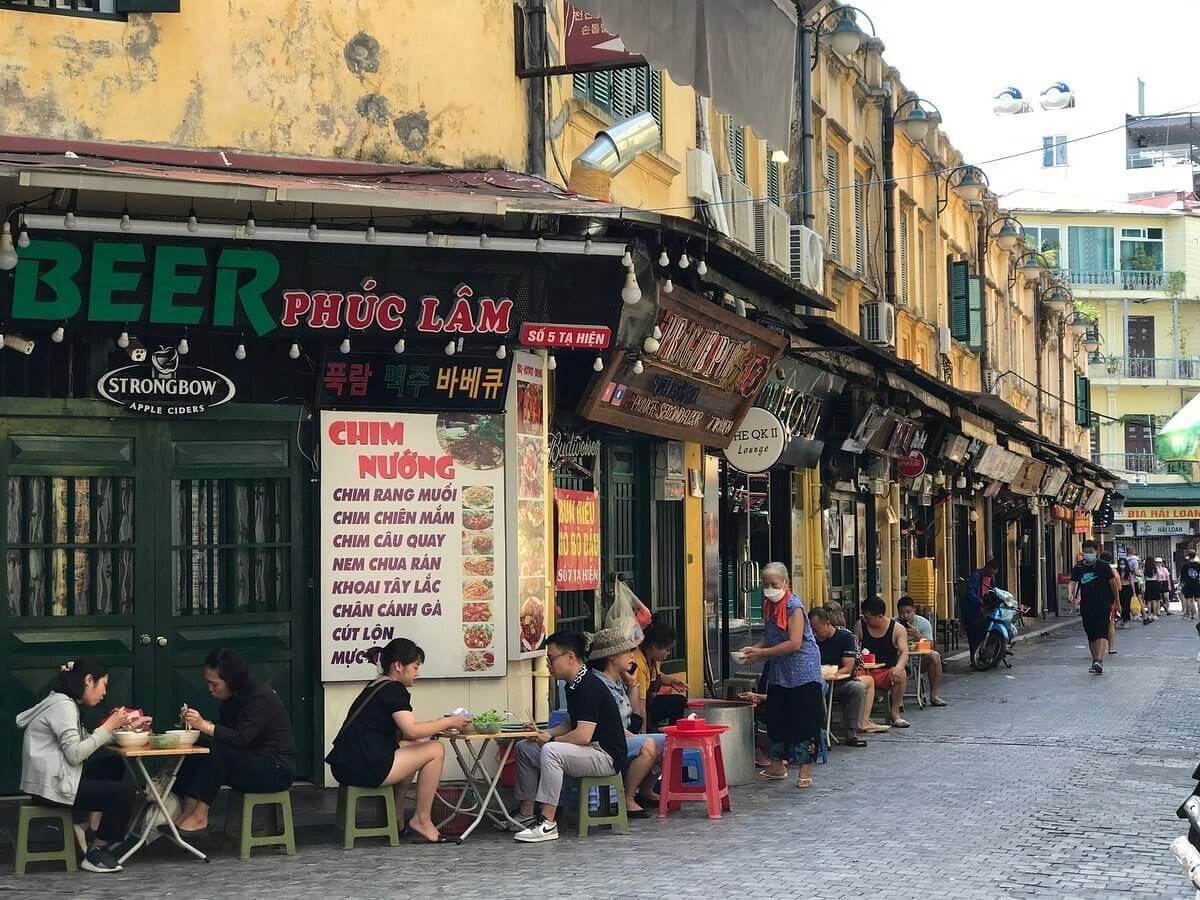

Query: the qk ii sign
[98,346,235,417]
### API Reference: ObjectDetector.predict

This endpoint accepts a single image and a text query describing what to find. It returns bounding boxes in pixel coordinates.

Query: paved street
[5,614,1200,900]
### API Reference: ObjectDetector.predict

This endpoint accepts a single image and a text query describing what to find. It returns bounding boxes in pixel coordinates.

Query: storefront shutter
[948,259,970,341]
[1074,373,1091,426]
[967,275,983,350]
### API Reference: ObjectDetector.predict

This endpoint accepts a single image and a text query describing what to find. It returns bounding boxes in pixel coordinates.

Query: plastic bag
[1130,595,1143,618]
[607,579,649,642]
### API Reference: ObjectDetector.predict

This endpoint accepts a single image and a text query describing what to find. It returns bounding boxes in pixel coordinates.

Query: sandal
[888,717,911,728]
[930,698,948,707]
[757,769,788,780]
[861,722,890,733]
[795,777,814,789]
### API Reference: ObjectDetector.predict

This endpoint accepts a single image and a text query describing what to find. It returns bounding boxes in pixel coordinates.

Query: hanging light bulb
[288,341,300,360]
[117,330,130,349]
[119,209,133,232]
[177,336,190,355]
[621,247,633,268]
[643,335,661,354]
[621,268,641,305]
[339,337,351,354]
[457,337,464,353]
[652,325,663,341]
[187,209,199,233]
[0,223,17,271]
[366,219,377,243]
[234,342,247,361]
[496,343,507,360]
[658,248,670,267]
[663,276,674,293]
[50,325,64,343]
[547,353,557,371]
[584,237,594,254]
[308,218,320,241]
[394,337,406,354]
[64,210,76,229]
[955,475,967,489]
[697,258,708,276]
[633,359,645,375]
[933,471,946,486]
[479,232,491,249]
[16,225,30,249]
[593,355,604,372]
[535,236,546,252]
[735,298,747,318]
[445,339,457,356]
[679,249,691,269]
[426,231,437,247]
[245,207,257,236]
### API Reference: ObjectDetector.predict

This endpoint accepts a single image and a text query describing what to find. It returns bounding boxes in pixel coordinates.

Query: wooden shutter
[967,275,983,349]
[1074,374,1091,426]
[898,213,909,304]
[854,175,865,275]
[648,70,662,127]
[826,149,840,259]
[726,117,746,183]
[948,259,970,341]
[767,156,781,206]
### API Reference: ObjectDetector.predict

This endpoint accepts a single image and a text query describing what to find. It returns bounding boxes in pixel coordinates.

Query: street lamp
[937,165,990,214]
[1043,282,1073,317]
[1010,250,1051,285]
[895,96,942,143]
[987,215,1025,253]
[809,6,877,67]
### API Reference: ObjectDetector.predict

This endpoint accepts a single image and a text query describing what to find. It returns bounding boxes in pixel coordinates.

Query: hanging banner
[96,345,234,417]
[554,489,601,592]
[506,351,550,658]
[318,352,511,412]
[319,410,508,680]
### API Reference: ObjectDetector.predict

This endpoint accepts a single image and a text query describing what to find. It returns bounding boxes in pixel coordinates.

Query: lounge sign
[97,346,235,416]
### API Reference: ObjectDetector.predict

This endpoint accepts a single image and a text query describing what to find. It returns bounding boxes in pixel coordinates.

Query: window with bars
[853,174,865,274]
[826,148,840,260]
[899,214,910,306]
[767,153,781,206]
[171,477,291,615]
[6,476,135,617]
[573,68,663,130]
[725,115,747,183]
[0,0,123,17]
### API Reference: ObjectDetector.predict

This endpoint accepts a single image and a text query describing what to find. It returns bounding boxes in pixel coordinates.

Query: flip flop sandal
[795,777,814,789]
[930,698,948,707]
[757,770,788,780]
[889,717,911,728]
[862,723,891,733]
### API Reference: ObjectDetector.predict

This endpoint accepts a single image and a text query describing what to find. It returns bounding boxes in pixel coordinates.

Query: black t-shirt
[817,627,858,669]
[325,680,413,786]
[1071,561,1118,607]
[565,669,627,773]
[1183,562,1200,589]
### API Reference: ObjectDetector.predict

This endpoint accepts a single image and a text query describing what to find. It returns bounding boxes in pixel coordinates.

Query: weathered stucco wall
[0,1,527,168]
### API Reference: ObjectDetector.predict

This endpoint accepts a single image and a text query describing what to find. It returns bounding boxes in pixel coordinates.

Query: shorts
[1184,584,1200,599]
[868,667,893,691]
[1080,599,1111,642]
[625,733,666,758]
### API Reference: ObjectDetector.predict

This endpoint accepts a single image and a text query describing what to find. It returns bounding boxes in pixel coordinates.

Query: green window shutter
[767,157,781,205]
[967,276,983,349]
[948,259,970,341]
[648,70,662,128]
[1074,374,1091,426]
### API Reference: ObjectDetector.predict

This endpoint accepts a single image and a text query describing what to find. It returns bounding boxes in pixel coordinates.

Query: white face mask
[762,587,785,601]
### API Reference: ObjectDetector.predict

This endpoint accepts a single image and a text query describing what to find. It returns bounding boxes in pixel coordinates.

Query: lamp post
[936,165,990,215]
[1008,251,1054,437]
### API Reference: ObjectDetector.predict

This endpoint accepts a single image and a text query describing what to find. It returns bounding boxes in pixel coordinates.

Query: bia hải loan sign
[2,236,517,338]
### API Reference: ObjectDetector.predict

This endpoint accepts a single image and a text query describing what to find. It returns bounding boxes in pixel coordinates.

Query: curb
[943,616,1079,664]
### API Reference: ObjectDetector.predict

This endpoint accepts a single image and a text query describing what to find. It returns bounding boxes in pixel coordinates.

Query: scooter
[971,587,1027,671]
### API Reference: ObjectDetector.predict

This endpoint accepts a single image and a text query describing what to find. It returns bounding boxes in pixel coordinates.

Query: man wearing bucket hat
[589,627,667,817]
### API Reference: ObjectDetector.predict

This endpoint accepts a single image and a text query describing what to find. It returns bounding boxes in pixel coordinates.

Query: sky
[856,1,1200,194]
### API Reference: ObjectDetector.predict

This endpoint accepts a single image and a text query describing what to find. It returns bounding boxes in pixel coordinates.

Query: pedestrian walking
[1115,556,1137,628]
[1146,557,1174,621]
[1180,551,1200,621]
[1069,539,1120,675]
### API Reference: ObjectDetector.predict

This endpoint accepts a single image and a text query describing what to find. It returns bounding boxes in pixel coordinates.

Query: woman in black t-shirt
[326,639,470,844]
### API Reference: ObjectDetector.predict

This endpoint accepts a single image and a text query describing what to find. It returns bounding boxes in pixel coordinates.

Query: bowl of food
[113,730,150,749]
[149,733,180,750]
[165,729,200,747]
[470,709,505,734]
[730,650,749,667]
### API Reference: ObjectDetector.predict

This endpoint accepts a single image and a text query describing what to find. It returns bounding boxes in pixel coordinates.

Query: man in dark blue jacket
[964,559,998,656]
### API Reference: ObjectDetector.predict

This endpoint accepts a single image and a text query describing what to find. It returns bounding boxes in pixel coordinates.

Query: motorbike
[971,587,1028,671]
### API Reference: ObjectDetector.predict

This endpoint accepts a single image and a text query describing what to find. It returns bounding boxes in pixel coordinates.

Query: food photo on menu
[517,380,543,435]
[436,413,504,470]
[461,478,498,673]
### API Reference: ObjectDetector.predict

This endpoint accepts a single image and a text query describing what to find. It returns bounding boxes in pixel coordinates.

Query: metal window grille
[725,116,746,183]
[826,148,840,259]
[853,174,865,274]
[767,154,781,206]
[899,214,910,306]
[0,0,122,18]
[573,67,662,129]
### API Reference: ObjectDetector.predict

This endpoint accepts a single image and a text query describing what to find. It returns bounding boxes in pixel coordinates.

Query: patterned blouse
[763,595,823,688]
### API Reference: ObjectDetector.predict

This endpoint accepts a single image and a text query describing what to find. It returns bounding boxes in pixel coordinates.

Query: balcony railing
[1092,356,1200,380]
[1126,146,1199,170]
[1056,269,1171,290]
[1094,452,1193,477]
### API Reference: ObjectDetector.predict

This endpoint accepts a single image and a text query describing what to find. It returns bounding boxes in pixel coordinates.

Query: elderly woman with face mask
[741,562,824,788]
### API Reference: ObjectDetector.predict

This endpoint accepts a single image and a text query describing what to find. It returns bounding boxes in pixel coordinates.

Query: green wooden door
[601,441,649,617]
[0,402,313,793]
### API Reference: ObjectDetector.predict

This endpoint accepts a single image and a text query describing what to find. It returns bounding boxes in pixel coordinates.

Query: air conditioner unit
[937,326,952,355]
[789,224,825,295]
[861,301,896,346]
[686,148,717,203]
[752,201,791,273]
[717,174,756,251]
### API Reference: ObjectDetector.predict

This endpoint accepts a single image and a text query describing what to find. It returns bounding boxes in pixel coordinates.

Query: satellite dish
[992,86,1030,116]
[1040,82,1075,110]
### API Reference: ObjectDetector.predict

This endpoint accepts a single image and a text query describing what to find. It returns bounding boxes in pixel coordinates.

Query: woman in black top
[325,638,470,844]
[173,648,297,833]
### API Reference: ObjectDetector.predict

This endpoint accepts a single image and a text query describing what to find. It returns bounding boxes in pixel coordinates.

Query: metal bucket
[684,699,756,786]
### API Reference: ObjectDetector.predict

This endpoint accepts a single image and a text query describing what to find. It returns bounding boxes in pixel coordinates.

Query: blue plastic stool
[681,747,704,785]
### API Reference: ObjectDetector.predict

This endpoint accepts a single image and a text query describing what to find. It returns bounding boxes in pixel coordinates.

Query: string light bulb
[697,258,708,276]
[16,225,30,249]
[366,220,377,243]
[652,325,663,340]
[955,475,967,489]
[64,210,76,229]
[445,339,457,356]
[50,325,64,343]
[177,336,190,355]
[288,341,300,360]
[479,232,491,249]
[584,237,594,254]
[593,355,604,372]
[535,236,546,252]
[394,337,406,354]
[496,343,507,360]
[119,209,133,232]
[187,209,199,233]
[679,249,691,269]
[426,231,437,247]
[643,335,661,354]
[663,276,673,293]
[245,206,256,236]
[0,223,17,271]
[735,298,747,318]
[547,353,557,371]
[658,248,670,267]
[633,359,645,375]
[117,330,130,349]
[234,342,247,361]
[339,337,351,354]
[621,247,633,268]
[308,218,320,241]
[621,269,641,305]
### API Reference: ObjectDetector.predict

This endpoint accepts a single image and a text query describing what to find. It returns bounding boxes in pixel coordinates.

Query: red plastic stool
[658,722,731,820]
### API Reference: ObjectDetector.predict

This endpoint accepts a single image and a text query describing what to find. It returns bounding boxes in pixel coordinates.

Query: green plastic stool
[14,803,77,874]
[224,790,296,859]
[576,773,629,837]
[336,785,399,849]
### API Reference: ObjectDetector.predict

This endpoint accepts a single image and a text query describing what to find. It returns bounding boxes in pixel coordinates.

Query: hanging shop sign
[578,286,786,447]
[1083,486,1107,512]
[96,345,234,416]
[842,404,891,454]
[885,419,923,459]
[1136,520,1194,536]
[898,450,927,480]
[723,407,787,474]
[1073,513,1091,535]
[939,433,970,463]
[1039,466,1069,496]
[554,488,601,592]
[1122,505,1200,520]
[548,431,602,469]
[973,444,1024,483]
[1009,458,1048,497]
[319,410,509,680]
[506,352,550,658]
[519,322,611,350]
[3,236,526,337]
[318,352,512,412]
[1058,482,1085,508]
[564,2,644,67]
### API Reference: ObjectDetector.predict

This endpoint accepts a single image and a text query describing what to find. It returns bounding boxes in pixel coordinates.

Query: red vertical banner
[554,488,600,591]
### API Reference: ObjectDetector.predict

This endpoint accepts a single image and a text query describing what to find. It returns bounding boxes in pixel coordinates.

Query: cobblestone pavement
[5,613,1200,900]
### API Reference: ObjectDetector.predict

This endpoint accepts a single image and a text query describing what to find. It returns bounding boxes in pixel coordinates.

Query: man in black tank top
[854,596,911,728]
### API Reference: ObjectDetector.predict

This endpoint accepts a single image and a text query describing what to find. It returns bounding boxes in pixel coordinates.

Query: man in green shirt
[898,596,946,707]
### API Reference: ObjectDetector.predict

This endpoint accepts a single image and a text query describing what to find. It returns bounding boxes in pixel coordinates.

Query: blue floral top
[764,595,823,688]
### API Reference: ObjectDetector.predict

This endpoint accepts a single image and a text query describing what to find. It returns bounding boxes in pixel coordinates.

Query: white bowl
[165,729,200,747]
[113,730,150,748]
[730,650,749,668]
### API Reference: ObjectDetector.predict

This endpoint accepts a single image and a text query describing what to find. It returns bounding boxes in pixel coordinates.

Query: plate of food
[517,437,542,498]
[519,597,546,652]
[436,414,504,470]
[463,556,494,577]
[464,650,496,672]
[517,381,543,435]
[462,485,494,509]
[463,579,494,602]
[462,509,495,531]
[462,601,493,623]
[519,535,545,577]
[518,500,544,534]
[463,623,495,649]
[463,531,494,556]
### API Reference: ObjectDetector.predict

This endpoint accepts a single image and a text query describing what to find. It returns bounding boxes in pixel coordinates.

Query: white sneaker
[513,817,559,843]
[1172,835,1200,888]
[80,847,123,874]
[1184,797,1200,834]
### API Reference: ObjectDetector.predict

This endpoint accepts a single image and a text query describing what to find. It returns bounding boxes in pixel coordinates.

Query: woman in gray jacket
[16,657,136,873]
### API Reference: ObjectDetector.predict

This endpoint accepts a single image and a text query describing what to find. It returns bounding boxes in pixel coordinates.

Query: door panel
[1127,315,1155,377]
